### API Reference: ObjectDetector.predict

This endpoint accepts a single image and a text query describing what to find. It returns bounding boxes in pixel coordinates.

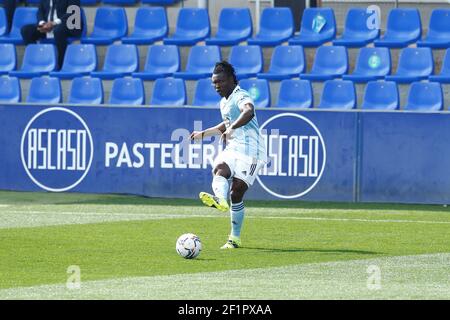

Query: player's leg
[212,162,232,200]
[199,162,232,212]
[221,159,265,249]
[221,177,248,249]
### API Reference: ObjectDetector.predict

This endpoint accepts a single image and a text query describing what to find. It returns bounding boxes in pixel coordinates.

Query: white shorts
[213,149,266,187]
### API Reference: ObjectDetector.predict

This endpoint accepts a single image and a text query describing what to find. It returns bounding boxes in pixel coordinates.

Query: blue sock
[230,201,245,238]
[212,175,229,200]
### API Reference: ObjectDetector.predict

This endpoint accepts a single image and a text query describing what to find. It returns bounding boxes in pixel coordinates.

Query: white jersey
[219,86,267,163]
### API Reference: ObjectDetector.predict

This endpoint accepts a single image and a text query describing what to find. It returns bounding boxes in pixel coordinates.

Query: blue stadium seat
[374,8,422,48]
[289,8,336,47]
[257,45,305,80]
[103,0,138,4]
[385,47,433,83]
[121,7,168,45]
[239,78,270,108]
[247,7,294,46]
[0,7,38,44]
[205,8,252,46]
[49,44,97,79]
[142,0,181,3]
[151,78,187,106]
[0,76,21,103]
[10,44,56,78]
[69,77,104,105]
[228,45,263,79]
[132,45,180,80]
[192,78,221,107]
[404,82,443,111]
[361,81,399,110]
[0,43,16,75]
[342,47,391,83]
[91,44,138,79]
[173,45,221,80]
[81,7,128,45]
[27,76,62,104]
[318,80,356,109]
[300,45,348,81]
[109,77,145,106]
[0,8,6,36]
[275,79,313,108]
[333,8,380,47]
[417,9,450,49]
[163,8,210,46]
[429,49,450,83]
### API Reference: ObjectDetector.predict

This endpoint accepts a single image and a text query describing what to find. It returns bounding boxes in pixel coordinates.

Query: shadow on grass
[1,190,450,213]
[195,258,217,261]
[244,247,380,255]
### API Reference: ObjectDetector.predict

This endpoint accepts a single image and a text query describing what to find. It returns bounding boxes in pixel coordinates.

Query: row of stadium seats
[0,6,449,48]
[0,75,446,111]
[2,43,449,83]
[0,7,88,44]
[5,0,181,5]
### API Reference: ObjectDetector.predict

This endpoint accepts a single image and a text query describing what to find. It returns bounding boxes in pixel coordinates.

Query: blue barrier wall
[0,105,449,204]
[359,112,450,204]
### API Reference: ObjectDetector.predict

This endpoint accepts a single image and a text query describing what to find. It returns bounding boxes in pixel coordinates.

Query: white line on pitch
[2,210,450,225]
[254,216,450,225]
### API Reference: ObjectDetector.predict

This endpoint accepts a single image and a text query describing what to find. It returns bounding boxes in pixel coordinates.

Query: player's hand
[220,127,234,143]
[190,131,204,140]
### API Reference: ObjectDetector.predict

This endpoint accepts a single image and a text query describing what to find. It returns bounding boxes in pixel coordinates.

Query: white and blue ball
[176,233,202,259]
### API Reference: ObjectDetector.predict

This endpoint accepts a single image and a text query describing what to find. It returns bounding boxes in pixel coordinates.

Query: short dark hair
[213,60,238,85]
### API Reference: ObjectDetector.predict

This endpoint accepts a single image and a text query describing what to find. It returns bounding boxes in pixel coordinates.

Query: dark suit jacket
[37,0,82,28]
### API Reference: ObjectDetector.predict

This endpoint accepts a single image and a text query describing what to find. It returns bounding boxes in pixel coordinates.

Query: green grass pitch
[0,190,449,299]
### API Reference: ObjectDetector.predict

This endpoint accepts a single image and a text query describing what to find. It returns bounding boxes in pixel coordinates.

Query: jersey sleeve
[235,91,254,110]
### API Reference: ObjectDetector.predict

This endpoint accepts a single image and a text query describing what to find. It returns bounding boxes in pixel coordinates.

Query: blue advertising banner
[0,105,356,202]
[359,112,450,204]
[1,105,449,204]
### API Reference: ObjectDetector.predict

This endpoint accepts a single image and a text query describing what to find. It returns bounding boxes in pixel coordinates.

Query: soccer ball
[176,233,202,259]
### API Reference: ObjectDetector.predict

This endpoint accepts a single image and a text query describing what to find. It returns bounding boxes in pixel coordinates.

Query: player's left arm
[221,102,254,141]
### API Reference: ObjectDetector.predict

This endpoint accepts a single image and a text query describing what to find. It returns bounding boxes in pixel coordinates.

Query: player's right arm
[190,122,226,140]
